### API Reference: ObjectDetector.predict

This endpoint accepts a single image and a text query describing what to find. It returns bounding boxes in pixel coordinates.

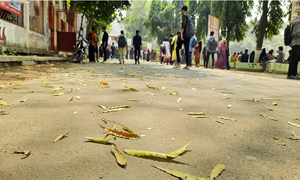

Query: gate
[56,10,76,52]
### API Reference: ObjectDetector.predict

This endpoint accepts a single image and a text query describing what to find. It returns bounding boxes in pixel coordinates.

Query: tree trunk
[86,14,94,37]
[254,0,268,63]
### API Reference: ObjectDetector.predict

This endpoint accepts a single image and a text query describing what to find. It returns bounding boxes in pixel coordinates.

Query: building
[0,0,77,55]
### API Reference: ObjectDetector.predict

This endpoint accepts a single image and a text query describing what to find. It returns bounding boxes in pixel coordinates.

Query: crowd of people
[85,5,300,79]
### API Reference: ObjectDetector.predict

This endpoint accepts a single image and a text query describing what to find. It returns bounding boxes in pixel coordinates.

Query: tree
[193,1,211,42]
[143,0,186,45]
[251,0,284,62]
[121,1,150,42]
[214,1,253,48]
[70,1,130,36]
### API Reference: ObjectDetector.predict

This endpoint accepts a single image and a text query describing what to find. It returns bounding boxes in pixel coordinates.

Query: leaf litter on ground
[288,121,300,128]
[99,124,140,139]
[111,145,127,166]
[153,166,206,180]
[0,100,9,106]
[260,113,277,121]
[210,164,226,180]
[217,116,237,122]
[85,136,116,144]
[53,132,68,143]
[13,150,31,159]
[146,85,159,90]
[124,141,191,159]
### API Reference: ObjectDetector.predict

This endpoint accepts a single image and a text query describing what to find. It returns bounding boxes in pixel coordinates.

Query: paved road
[0,60,299,180]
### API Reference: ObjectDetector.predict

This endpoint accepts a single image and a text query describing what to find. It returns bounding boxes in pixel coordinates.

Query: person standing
[276,46,285,63]
[116,30,127,64]
[171,31,181,65]
[180,5,191,70]
[250,51,255,63]
[99,45,103,60]
[259,48,268,72]
[87,27,97,62]
[241,49,249,63]
[162,37,171,65]
[133,30,142,64]
[169,35,174,64]
[102,27,109,63]
[202,46,207,67]
[205,31,218,68]
[174,31,183,68]
[189,36,197,67]
[111,43,116,60]
[287,11,300,79]
[147,49,150,61]
[95,34,99,62]
[194,41,202,67]
[215,40,228,69]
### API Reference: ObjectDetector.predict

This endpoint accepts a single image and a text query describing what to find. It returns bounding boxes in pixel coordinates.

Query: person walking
[287,11,300,79]
[162,37,171,65]
[189,36,197,67]
[205,31,218,68]
[194,41,202,67]
[171,31,181,66]
[250,51,255,63]
[101,27,109,63]
[87,27,97,63]
[180,5,192,70]
[116,30,127,64]
[133,30,142,64]
[169,35,174,64]
[215,40,227,69]
[174,31,183,68]
[259,48,268,72]
[241,49,249,63]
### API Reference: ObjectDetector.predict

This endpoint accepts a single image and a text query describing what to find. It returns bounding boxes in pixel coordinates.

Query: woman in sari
[215,40,228,69]
[171,31,181,65]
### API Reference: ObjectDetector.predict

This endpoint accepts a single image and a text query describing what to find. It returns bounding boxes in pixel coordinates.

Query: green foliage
[251,0,284,42]
[144,0,186,45]
[6,48,16,56]
[214,1,253,46]
[71,1,130,34]
[194,1,210,42]
[0,49,5,55]
[121,1,150,42]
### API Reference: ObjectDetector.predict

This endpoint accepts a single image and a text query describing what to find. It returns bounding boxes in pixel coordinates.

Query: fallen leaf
[76,88,81,91]
[102,81,108,85]
[52,92,65,96]
[53,86,64,92]
[128,99,140,102]
[191,116,209,118]
[106,105,131,109]
[11,87,21,89]
[28,90,34,93]
[227,104,232,108]
[221,97,231,100]
[85,136,116,144]
[101,117,107,124]
[67,96,73,101]
[263,106,273,111]
[153,166,206,180]
[210,164,225,180]
[177,97,182,103]
[261,98,283,101]
[53,132,68,143]
[76,96,81,100]
[167,91,178,96]
[213,119,224,124]
[0,110,9,115]
[190,88,197,91]
[140,77,144,80]
[0,100,10,106]
[273,101,278,106]
[217,116,237,122]
[145,91,155,96]
[99,124,140,139]
[97,89,104,92]
[278,143,286,146]
[260,113,277,121]
[188,112,206,115]
[124,141,191,159]
[288,121,300,128]
[13,150,31,159]
[220,91,234,94]
[111,145,127,166]
[238,98,260,103]
[73,111,78,115]
[122,126,133,133]
[146,85,159,90]
[161,87,165,90]
[20,98,30,103]
[290,131,300,140]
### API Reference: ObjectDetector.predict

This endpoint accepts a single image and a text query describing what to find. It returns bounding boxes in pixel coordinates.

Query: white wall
[0,1,49,54]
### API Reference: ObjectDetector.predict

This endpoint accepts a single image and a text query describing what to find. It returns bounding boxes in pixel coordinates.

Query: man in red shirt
[88,27,97,62]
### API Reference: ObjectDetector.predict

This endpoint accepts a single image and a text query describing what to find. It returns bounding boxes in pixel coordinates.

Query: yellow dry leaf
[53,86,64,92]
[288,121,300,128]
[73,111,78,115]
[102,81,108,85]
[52,92,65,96]
[11,87,21,89]
[146,85,159,90]
[145,91,155,96]
[168,141,191,157]
[278,143,286,146]
[227,104,232,108]
[153,166,206,180]
[273,101,278,106]
[161,87,165,90]
[67,96,73,101]
[128,99,140,102]
[20,98,30,103]
[53,132,68,143]
[140,77,144,80]
[188,112,206,115]
[210,164,225,180]
[177,97,182,102]
[76,88,81,91]
[97,89,104,92]
[85,136,116,144]
[28,90,34,93]
[0,100,9,106]
[112,145,127,166]
[76,96,81,100]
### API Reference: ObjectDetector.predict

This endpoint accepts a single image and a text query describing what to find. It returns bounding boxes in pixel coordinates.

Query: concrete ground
[0,59,300,180]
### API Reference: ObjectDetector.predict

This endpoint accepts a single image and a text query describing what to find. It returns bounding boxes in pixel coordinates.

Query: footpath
[0,59,299,180]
